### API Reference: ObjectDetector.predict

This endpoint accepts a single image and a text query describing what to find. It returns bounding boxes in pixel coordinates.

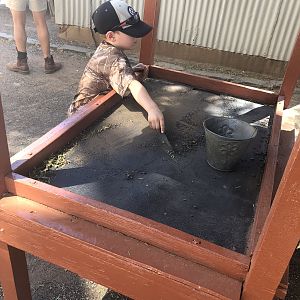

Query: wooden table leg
[0,96,11,195]
[0,242,32,300]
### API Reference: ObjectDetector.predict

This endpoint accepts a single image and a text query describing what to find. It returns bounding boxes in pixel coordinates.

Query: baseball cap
[92,0,152,38]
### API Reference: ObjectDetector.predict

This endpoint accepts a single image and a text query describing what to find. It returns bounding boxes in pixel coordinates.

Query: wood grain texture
[0,96,11,195]
[242,134,300,299]
[139,0,160,65]
[149,66,278,105]
[0,196,242,300]
[5,173,249,282]
[0,242,32,300]
[246,97,284,255]
[10,91,121,175]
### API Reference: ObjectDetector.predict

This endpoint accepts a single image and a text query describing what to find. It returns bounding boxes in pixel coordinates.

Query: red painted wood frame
[1,0,300,299]
[0,97,290,300]
[0,99,10,195]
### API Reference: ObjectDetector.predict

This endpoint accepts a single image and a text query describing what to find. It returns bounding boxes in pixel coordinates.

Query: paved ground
[0,5,299,300]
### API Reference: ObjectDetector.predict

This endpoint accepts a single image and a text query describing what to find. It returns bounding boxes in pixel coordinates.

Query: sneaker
[6,58,30,74]
[44,55,62,74]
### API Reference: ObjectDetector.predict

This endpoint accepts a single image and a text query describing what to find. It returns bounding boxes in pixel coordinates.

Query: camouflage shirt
[68,40,136,115]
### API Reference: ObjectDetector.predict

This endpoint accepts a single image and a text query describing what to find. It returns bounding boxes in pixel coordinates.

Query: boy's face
[106,31,137,50]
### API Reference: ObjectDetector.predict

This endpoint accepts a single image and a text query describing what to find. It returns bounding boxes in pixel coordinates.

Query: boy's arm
[128,80,165,133]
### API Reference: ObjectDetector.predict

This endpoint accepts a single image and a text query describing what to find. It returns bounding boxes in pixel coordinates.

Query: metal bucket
[203,117,257,171]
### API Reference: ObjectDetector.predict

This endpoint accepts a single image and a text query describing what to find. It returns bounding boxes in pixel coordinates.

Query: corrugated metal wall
[54,0,144,28]
[54,0,300,61]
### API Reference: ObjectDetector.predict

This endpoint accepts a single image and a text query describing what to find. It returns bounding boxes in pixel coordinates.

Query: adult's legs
[31,9,62,73]
[10,9,27,52]
[7,0,61,74]
[31,10,50,58]
[6,9,29,74]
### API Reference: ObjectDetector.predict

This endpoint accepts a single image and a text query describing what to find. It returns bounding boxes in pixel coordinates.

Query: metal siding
[267,0,300,60]
[54,0,300,61]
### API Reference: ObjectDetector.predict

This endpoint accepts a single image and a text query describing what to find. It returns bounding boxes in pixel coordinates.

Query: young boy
[68,0,165,133]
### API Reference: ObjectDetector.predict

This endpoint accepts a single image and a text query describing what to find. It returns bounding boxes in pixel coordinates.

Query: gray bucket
[203,117,257,171]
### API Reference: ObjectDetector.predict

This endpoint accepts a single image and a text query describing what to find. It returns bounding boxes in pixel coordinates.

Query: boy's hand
[128,80,164,133]
[132,63,147,72]
[133,63,149,82]
[148,107,165,133]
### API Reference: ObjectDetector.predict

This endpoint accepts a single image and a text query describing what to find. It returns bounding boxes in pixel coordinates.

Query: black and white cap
[92,0,152,38]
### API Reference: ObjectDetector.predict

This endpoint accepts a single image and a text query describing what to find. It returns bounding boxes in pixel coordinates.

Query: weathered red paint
[0,96,11,195]
[0,195,242,300]
[5,173,249,281]
[0,242,32,300]
[149,66,278,105]
[246,97,284,255]
[139,0,161,65]
[11,91,121,175]
[0,2,299,297]
[243,134,300,299]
